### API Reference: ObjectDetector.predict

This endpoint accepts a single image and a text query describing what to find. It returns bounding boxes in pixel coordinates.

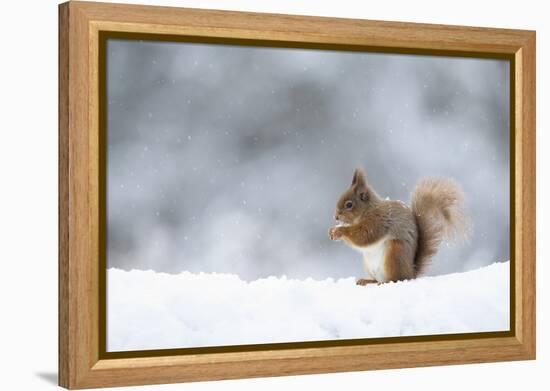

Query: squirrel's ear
[351,168,367,188]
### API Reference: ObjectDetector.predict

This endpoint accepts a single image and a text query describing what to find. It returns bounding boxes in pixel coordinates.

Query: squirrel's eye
[344,201,353,209]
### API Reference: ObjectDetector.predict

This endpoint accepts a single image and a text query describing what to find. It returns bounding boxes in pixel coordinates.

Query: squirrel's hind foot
[356,278,378,286]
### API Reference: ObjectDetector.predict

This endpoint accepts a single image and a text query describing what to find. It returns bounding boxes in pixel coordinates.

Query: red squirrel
[329,168,467,285]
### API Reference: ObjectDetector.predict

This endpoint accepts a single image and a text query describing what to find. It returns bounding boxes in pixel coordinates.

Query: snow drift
[107,262,509,352]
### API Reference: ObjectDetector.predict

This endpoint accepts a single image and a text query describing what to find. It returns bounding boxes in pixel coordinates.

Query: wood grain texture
[58,1,536,389]
[58,3,70,387]
[516,32,536,356]
[59,1,98,388]
[73,1,530,54]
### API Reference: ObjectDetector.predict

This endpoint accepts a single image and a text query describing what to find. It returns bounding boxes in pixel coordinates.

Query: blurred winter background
[106,39,510,280]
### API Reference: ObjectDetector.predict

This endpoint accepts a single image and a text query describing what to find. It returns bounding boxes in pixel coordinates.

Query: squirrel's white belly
[356,236,390,282]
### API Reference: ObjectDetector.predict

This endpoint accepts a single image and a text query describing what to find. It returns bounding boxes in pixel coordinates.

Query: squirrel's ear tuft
[351,168,366,188]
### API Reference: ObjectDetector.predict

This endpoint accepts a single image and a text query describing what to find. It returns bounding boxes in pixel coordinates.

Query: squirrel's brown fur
[329,168,467,284]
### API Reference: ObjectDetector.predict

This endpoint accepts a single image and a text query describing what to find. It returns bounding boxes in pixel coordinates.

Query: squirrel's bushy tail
[411,178,468,276]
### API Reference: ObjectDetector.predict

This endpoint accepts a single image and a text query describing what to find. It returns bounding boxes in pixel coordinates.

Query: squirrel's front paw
[329,227,343,240]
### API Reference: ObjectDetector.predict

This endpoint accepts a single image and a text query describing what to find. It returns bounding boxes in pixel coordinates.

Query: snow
[107,261,509,352]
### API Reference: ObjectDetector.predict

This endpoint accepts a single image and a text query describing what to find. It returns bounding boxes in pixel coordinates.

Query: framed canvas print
[58,1,536,389]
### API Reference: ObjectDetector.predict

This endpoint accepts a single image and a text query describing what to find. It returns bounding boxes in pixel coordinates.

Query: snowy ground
[107,262,509,352]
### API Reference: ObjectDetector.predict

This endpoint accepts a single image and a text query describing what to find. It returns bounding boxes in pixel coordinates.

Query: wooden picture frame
[59,1,536,389]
